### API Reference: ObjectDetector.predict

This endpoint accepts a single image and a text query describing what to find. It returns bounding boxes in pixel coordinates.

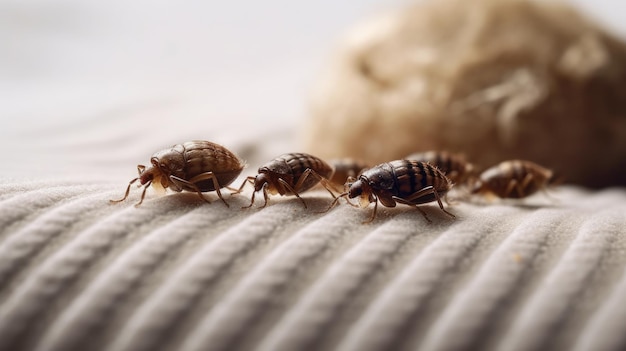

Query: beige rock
[303,0,626,188]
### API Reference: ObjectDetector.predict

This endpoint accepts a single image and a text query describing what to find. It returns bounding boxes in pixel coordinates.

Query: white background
[1,0,624,177]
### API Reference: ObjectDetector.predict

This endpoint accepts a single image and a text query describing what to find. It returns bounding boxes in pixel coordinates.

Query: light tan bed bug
[405,150,476,185]
[328,160,455,223]
[233,152,337,209]
[328,158,370,190]
[471,159,560,199]
[110,140,245,207]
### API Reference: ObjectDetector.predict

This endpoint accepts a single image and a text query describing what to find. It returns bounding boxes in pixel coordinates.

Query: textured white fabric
[1,178,626,351]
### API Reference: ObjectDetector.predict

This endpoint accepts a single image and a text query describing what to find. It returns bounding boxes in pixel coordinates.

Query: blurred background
[1,0,625,179]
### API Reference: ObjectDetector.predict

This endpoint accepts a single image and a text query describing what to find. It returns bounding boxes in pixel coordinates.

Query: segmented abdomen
[405,150,472,184]
[181,140,245,191]
[274,153,334,192]
[390,160,452,201]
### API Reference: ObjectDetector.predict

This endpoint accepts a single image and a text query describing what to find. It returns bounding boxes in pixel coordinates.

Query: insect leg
[168,177,184,192]
[317,192,349,214]
[394,197,432,222]
[398,186,455,219]
[259,182,270,208]
[231,176,256,195]
[186,172,231,207]
[135,180,152,207]
[344,197,360,208]
[317,176,338,199]
[243,182,270,209]
[293,168,337,199]
[169,175,215,206]
[277,178,307,208]
[426,187,456,219]
[110,177,140,203]
[403,186,437,203]
[363,195,379,224]
[242,188,257,209]
[504,179,522,198]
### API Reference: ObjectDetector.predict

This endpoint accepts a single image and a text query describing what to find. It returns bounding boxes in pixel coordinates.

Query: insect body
[235,153,336,208]
[405,150,475,185]
[471,160,558,199]
[328,158,369,190]
[111,140,245,207]
[330,160,455,223]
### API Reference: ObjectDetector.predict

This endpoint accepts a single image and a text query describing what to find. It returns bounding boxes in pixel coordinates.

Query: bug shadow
[508,201,564,210]
[301,196,340,213]
[151,192,460,227]
[462,196,564,210]
[324,198,460,226]
[240,195,337,213]
[162,192,254,211]
[392,205,459,226]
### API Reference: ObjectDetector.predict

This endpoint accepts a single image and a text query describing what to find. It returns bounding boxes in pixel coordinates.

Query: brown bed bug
[471,160,560,199]
[233,152,337,208]
[405,150,476,185]
[328,158,370,190]
[328,160,455,223]
[110,140,245,207]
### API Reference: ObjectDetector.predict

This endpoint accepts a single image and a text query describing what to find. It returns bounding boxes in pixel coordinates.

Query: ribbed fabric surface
[1,180,625,351]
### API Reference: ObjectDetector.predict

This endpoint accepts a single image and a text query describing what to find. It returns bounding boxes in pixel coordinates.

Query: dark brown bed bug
[328,158,370,190]
[471,160,560,199]
[405,150,476,185]
[328,160,455,223]
[110,140,245,207]
[233,152,337,208]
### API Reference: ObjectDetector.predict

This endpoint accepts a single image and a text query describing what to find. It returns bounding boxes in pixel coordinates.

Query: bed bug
[328,158,369,190]
[404,150,476,185]
[327,160,455,223]
[471,160,560,199]
[110,140,245,207]
[234,152,337,208]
